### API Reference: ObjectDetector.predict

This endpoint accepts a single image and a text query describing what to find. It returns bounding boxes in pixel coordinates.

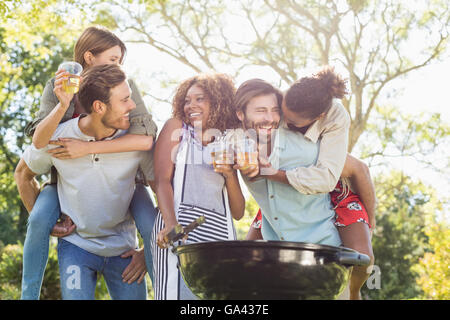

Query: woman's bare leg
[338,222,374,300]
[246,226,263,240]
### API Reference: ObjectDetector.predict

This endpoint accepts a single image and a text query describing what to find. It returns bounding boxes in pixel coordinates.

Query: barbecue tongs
[163,215,206,249]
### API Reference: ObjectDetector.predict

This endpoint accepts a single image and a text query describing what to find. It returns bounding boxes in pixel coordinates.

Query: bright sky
[123,39,450,124]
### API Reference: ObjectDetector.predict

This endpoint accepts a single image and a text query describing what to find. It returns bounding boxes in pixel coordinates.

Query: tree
[0,0,86,245]
[234,195,259,240]
[1,0,448,300]
[0,242,60,300]
[357,105,449,299]
[413,219,450,300]
[361,170,446,300]
[357,106,449,171]
[93,0,449,151]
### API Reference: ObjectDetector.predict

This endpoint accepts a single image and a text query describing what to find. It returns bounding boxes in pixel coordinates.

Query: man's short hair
[78,64,127,113]
[234,79,283,114]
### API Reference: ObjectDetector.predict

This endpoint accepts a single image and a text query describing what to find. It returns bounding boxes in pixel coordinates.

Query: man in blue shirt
[233,79,376,247]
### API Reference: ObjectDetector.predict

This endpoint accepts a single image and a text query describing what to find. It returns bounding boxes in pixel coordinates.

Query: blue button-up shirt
[244,126,341,246]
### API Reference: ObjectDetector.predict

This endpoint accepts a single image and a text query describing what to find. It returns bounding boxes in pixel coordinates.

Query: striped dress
[151,123,237,300]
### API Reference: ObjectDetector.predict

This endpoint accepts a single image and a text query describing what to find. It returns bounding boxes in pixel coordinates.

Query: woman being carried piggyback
[281,67,375,300]
[239,67,376,300]
[15,26,158,300]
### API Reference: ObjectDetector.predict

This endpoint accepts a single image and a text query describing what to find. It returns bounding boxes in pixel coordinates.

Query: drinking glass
[211,138,234,169]
[58,61,83,94]
[235,136,258,170]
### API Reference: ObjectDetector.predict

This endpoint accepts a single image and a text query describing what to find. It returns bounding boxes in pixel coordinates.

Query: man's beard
[101,111,129,131]
[242,118,278,145]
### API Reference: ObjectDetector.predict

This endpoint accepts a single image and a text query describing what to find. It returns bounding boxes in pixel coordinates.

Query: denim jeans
[21,184,60,300]
[57,239,147,300]
[21,183,157,300]
[129,183,157,284]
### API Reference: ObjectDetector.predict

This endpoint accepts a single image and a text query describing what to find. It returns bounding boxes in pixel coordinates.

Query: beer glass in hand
[211,138,234,171]
[235,137,258,171]
[58,61,83,94]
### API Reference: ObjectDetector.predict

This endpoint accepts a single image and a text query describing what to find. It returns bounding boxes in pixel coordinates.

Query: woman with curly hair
[151,73,245,300]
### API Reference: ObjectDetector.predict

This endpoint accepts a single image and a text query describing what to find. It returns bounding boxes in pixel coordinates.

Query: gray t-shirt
[23,116,154,257]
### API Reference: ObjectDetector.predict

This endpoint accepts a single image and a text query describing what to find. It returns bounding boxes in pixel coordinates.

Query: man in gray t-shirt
[16,64,153,300]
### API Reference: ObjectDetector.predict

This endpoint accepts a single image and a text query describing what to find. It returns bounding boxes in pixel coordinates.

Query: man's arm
[14,158,40,213]
[341,154,377,229]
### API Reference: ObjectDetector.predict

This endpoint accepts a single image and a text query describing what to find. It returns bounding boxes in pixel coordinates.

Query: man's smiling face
[100,81,136,131]
[237,93,281,144]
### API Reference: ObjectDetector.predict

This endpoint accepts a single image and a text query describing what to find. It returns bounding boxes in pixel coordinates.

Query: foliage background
[0,0,448,300]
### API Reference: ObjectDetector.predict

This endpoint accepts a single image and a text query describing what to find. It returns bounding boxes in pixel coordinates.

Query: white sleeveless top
[151,123,236,300]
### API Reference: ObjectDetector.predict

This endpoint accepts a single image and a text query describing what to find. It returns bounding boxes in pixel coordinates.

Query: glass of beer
[211,138,234,170]
[58,61,83,94]
[235,136,258,170]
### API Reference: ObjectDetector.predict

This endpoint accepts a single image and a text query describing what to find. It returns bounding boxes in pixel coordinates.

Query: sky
[124,43,450,126]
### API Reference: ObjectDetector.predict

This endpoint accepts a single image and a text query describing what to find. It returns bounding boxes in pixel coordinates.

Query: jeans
[21,184,60,300]
[21,183,157,300]
[57,239,147,300]
[130,183,157,284]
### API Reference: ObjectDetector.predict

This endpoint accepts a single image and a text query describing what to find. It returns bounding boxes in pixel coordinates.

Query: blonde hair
[74,26,127,69]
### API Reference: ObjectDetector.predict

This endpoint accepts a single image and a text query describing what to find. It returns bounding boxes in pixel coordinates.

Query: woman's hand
[47,138,92,160]
[156,222,178,249]
[214,163,237,180]
[53,69,78,109]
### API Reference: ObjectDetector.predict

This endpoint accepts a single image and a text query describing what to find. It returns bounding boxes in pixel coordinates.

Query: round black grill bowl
[174,240,370,300]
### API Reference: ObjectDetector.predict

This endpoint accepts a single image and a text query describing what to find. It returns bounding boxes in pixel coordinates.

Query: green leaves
[361,170,438,300]
[234,195,259,240]
[0,0,86,247]
[359,105,449,171]
[414,219,450,299]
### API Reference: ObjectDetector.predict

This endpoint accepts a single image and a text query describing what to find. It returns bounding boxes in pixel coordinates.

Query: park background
[0,0,448,300]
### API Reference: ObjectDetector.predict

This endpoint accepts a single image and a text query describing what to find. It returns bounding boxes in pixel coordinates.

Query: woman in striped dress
[151,73,245,300]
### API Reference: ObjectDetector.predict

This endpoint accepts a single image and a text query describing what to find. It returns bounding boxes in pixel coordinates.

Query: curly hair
[172,73,240,132]
[285,66,348,119]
